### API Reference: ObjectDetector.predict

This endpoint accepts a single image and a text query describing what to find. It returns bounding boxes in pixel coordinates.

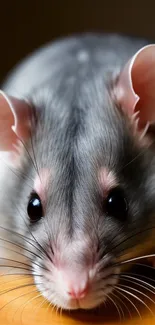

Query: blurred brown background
[1,1,155,82]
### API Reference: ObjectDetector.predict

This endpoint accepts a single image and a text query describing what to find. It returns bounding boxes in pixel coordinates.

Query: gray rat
[0,33,155,311]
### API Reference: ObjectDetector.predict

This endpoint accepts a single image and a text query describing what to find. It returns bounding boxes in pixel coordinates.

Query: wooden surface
[0,275,154,325]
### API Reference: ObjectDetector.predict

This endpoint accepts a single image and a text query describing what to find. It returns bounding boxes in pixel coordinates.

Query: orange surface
[0,276,154,325]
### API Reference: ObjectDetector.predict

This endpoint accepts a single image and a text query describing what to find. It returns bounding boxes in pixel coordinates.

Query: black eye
[27,193,43,222]
[105,187,128,221]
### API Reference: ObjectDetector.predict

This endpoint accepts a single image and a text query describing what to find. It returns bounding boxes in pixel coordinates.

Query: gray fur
[1,33,155,309]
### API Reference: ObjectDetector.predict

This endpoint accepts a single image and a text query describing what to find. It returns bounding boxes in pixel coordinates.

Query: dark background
[1,1,155,82]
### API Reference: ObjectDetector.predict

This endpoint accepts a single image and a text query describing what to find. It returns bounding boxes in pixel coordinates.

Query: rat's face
[1,43,155,310]
[14,82,155,310]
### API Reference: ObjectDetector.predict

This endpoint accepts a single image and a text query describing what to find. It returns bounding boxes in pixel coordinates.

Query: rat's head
[1,45,155,310]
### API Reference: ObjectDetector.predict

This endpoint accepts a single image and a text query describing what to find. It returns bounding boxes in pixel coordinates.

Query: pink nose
[67,284,89,299]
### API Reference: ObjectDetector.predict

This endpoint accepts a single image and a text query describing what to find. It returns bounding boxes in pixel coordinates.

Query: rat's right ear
[0,91,32,152]
[115,44,155,135]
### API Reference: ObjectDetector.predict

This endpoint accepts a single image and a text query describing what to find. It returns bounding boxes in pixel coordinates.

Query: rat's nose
[60,270,90,300]
[67,283,89,299]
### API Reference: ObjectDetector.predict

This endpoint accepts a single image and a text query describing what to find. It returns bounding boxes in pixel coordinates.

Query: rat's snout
[59,269,90,300]
[35,237,120,310]
[51,238,97,302]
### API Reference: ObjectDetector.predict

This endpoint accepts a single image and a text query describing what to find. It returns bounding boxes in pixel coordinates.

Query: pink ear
[115,45,155,131]
[0,91,31,152]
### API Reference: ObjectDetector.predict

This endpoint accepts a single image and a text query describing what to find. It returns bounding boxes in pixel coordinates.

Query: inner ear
[0,91,32,152]
[131,45,155,131]
[115,44,155,135]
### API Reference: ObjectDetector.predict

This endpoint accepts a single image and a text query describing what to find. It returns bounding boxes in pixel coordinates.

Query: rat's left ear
[115,44,155,132]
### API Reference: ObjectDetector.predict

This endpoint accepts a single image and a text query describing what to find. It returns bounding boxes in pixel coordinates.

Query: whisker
[0,243,33,260]
[1,288,38,316]
[20,214,53,265]
[110,256,155,272]
[114,287,142,318]
[0,272,41,277]
[99,225,124,258]
[0,265,32,272]
[11,291,41,323]
[99,223,155,265]
[0,255,46,277]
[18,292,43,324]
[120,274,155,294]
[0,157,33,189]
[0,244,48,271]
[59,306,63,320]
[110,291,126,319]
[29,129,41,180]
[13,204,49,259]
[33,295,48,319]
[19,135,40,180]
[43,219,54,256]
[119,283,155,306]
[115,285,154,316]
[0,257,32,269]
[0,264,42,281]
[121,270,155,284]
[106,294,122,321]
[0,226,47,264]
[0,274,32,286]
[99,221,154,262]
[108,262,155,280]
[108,225,155,258]
[0,237,45,261]
[55,304,60,317]
[50,303,57,317]
[132,262,155,270]
[45,298,54,315]
[119,137,155,172]
[121,150,145,171]
[120,254,155,266]
[0,225,40,244]
[0,283,40,305]
[116,291,132,319]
